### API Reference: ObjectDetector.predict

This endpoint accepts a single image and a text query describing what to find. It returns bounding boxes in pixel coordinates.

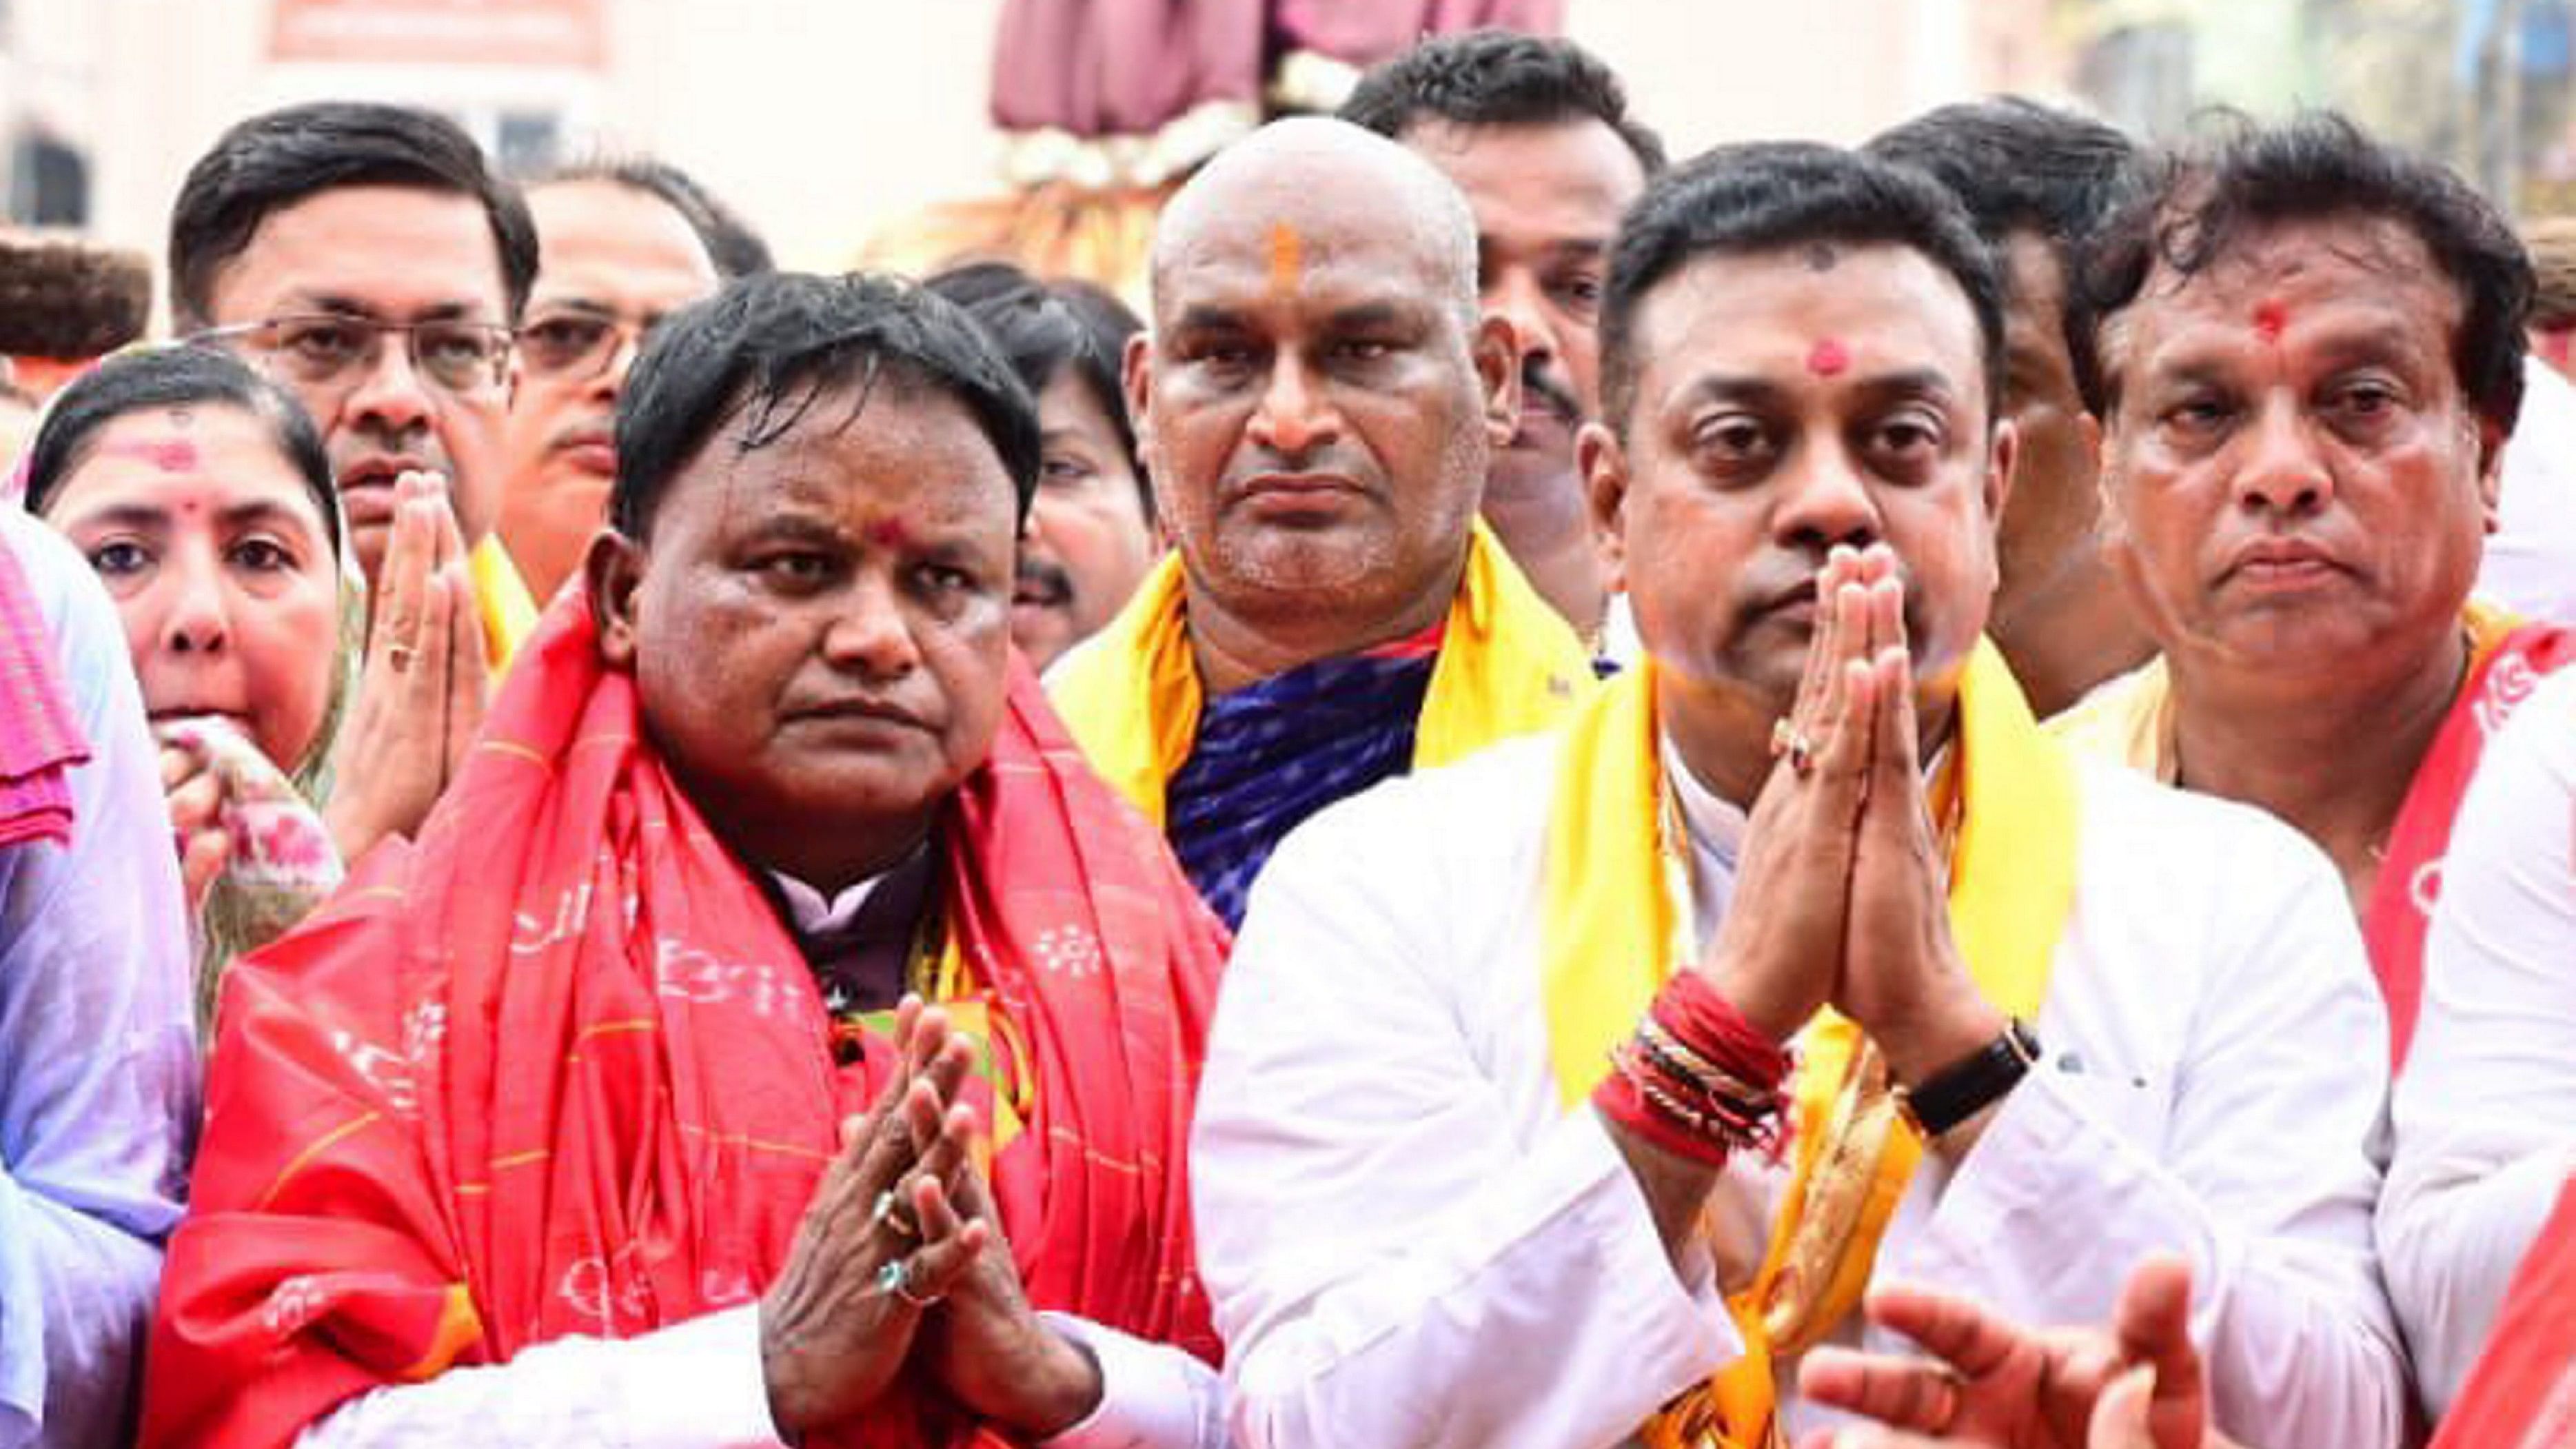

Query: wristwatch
[1896,1017,2040,1137]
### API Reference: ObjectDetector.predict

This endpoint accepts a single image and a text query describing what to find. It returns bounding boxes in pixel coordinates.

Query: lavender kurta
[0,509,196,1449]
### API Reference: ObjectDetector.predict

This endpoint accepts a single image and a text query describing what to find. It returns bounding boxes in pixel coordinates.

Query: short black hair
[1598,141,2006,434]
[169,101,540,330]
[611,271,1042,538]
[23,346,340,558]
[2076,110,2533,434]
[1866,97,2142,378]
[1339,28,1665,178]
[538,155,774,279]
[922,260,1149,520]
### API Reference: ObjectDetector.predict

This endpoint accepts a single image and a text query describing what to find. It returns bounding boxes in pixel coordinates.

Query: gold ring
[1769,718,1818,778]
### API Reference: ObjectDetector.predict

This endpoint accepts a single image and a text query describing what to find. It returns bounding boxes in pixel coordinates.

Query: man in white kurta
[1190,141,2407,1449]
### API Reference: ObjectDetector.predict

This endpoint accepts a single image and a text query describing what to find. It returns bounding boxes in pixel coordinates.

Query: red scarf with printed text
[142,599,1227,1449]
[2369,616,2576,1069]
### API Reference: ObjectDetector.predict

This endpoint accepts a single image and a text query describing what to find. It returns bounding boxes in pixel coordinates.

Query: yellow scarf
[1539,641,2080,1448]
[1048,520,1596,826]
[469,535,539,674]
[2047,601,2521,778]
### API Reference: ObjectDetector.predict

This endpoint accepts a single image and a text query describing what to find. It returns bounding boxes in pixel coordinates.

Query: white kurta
[2380,666,2576,1419]
[1193,730,2408,1449]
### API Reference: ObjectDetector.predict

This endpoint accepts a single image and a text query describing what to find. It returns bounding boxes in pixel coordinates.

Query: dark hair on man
[1598,141,2006,433]
[0,239,153,357]
[1865,97,2142,381]
[168,101,540,331]
[611,271,1042,538]
[922,260,1150,520]
[23,346,339,557]
[538,155,774,278]
[1339,28,1666,178]
[2075,110,2533,433]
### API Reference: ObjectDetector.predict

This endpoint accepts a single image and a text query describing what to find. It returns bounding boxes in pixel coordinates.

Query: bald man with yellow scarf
[1190,143,2405,1449]
[1049,119,1595,931]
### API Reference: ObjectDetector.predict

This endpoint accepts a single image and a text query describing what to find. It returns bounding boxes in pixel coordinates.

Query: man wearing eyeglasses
[497,159,768,606]
[168,101,539,864]
[168,101,539,665]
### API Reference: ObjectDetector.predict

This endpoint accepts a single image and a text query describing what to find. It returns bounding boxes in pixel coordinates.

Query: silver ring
[869,1188,920,1240]
[873,1255,940,1308]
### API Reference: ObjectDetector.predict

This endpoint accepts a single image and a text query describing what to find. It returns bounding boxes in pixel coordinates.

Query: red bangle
[1595,1055,1736,1168]
[1652,972,1792,1090]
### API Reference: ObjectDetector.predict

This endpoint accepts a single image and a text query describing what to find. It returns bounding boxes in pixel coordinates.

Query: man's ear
[1473,312,1521,449]
[585,526,647,671]
[1579,420,1632,597]
[1123,332,1168,520]
[1984,417,2018,533]
[2475,414,2508,534]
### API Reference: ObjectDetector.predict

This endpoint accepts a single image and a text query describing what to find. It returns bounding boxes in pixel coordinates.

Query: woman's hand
[159,735,232,909]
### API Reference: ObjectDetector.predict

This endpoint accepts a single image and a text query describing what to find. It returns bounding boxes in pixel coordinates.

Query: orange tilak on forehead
[1267,221,1303,296]
[1806,338,1851,378]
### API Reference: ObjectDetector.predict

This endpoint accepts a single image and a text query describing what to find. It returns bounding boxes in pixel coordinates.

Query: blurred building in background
[4,0,2558,314]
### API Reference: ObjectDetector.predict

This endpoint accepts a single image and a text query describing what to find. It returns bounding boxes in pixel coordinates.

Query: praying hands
[758,1000,1104,1441]
[323,469,489,864]
[1704,541,2009,1126]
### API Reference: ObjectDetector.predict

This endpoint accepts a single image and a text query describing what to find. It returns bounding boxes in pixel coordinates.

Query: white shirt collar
[769,867,893,938]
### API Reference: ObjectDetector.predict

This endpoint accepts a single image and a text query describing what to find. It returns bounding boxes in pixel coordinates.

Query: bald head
[1124,118,1516,679]
[1151,117,1479,327]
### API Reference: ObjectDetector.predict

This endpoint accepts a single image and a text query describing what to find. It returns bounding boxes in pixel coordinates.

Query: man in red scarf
[2053,114,2576,1073]
[144,272,1231,1448]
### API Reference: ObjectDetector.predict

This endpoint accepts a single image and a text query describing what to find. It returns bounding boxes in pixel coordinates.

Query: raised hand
[159,735,233,909]
[323,471,491,862]
[759,1001,987,1437]
[1794,1256,2229,1449]
[910,1151,1104,1437]
[1829,549,2006,1105]
[1695,543,1885,1042]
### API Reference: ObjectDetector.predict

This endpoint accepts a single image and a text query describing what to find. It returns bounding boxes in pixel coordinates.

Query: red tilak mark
[1806,338,1851,378]
[866,519,909,549]
[99,439,201,472]
[2252,301,2288,343]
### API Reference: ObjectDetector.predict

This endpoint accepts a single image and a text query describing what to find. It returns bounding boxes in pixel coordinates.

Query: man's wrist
[1012,1323,1106,1439]
[1878,993,2010,1091]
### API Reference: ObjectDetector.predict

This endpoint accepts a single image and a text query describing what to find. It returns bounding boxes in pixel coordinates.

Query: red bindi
[865,519,909,549]
[1805,338,1850,378]
[2252,301,2288,343]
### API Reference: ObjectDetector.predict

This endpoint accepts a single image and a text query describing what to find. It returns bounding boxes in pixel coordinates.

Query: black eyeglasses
[516,306,667,382]
[187,313,515,398]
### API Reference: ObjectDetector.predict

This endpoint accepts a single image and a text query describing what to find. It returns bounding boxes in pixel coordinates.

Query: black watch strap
[1897,1017,2040,1137]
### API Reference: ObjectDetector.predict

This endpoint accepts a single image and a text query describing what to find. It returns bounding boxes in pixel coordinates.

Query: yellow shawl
[1048,520,1596,826]
[2047,601,2521,777]
[1539,641,2081,1448]
[468,534,539,674]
